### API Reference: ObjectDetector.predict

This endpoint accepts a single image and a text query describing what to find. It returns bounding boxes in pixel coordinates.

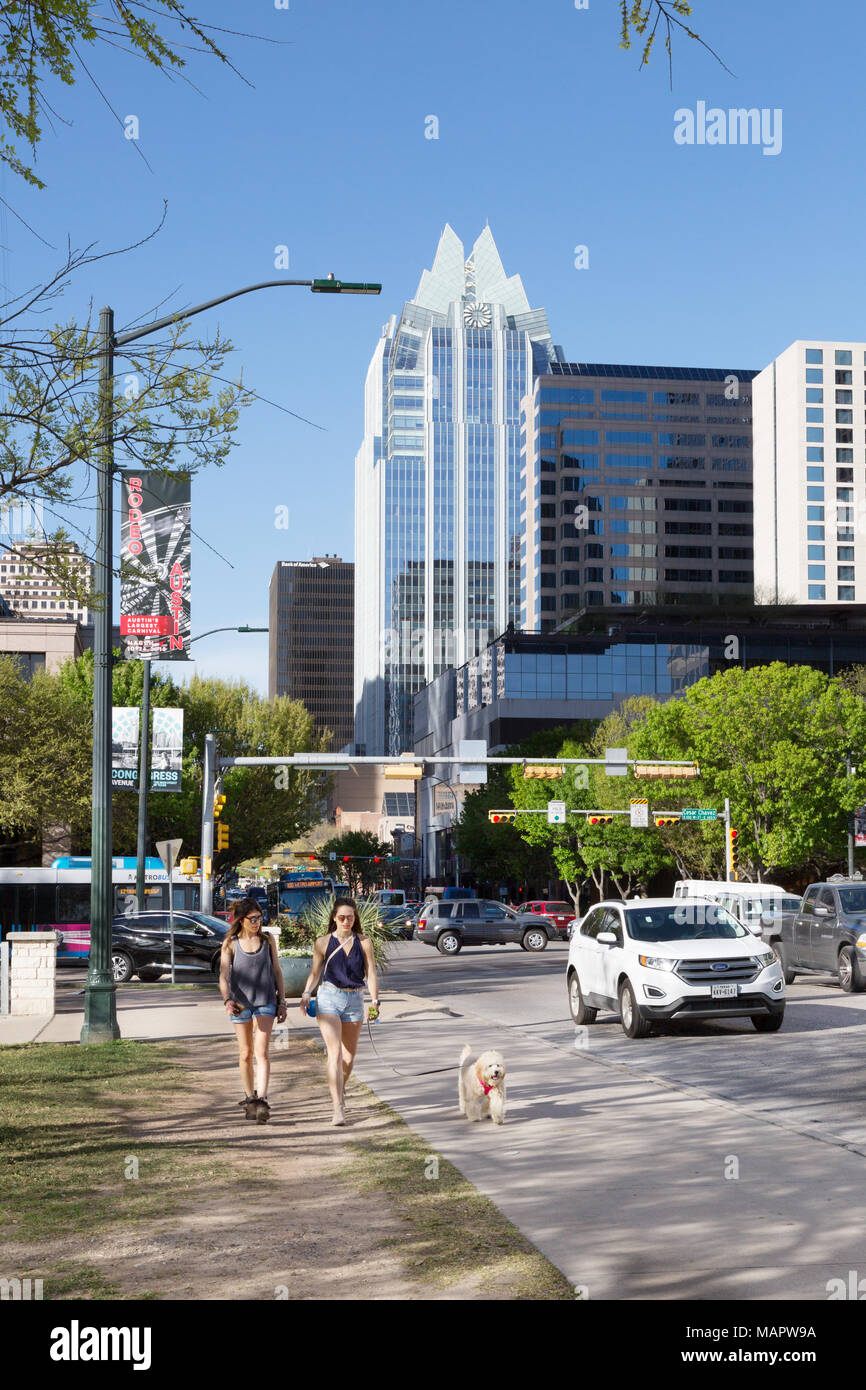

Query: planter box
[278,954,314,998]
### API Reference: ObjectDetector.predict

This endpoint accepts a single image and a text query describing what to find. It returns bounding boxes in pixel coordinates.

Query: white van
[673,880,801,936]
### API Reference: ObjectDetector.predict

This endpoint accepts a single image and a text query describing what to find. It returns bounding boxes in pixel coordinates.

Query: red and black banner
[120,472,190,660]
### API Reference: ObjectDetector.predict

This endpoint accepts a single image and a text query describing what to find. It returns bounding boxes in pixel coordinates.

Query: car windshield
[837,887,866,914]
[184,912,229,931]
[625,903,749,943]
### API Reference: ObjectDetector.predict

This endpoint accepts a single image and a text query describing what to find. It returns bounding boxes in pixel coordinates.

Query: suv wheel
[773,942,796,985]
[112,950,134,983]
[619,978,651,1039]
[752,1010,784,1032]
[568,970,597,1025]
[521,928,548,953]
[437,931,461,956]
[838,945,865,993]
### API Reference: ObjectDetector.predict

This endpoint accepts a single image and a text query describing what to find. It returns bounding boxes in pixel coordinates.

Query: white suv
[566,897,785,1038]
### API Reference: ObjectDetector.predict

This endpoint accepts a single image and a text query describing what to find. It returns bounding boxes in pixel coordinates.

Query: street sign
[459,739,488,784]
[681,808,718,821]
[155,838,183,873]
[547,800,567,824]
[605,747,628,777]
[630,798,649,828]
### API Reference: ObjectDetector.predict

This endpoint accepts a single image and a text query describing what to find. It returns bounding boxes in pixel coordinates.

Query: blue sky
[3,0,863,693]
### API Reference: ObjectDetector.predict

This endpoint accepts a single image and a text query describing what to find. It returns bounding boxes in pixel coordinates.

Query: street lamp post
[80,278,380,1043]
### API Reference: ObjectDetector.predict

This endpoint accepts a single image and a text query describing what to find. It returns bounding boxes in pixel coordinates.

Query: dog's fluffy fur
[458,1044,507,1124]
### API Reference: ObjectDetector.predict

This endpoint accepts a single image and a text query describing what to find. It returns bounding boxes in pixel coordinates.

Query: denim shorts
[231,1003,277,1024]
[316,983,365,1023]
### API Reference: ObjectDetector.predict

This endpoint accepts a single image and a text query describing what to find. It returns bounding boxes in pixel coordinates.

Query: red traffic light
[729,828,738,839]
[373,857,381,863]
[343,856,350,862]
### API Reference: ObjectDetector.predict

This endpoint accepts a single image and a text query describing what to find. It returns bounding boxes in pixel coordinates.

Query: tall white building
[754,340,865,603]
[0,541,92,623]
[354,225,559,754]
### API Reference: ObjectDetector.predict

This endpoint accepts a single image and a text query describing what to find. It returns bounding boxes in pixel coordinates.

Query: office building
[354,224,561,755]
[753,340,866,603]
[268,556,354,748]
[0,541,92,624]
[521,363,757,629]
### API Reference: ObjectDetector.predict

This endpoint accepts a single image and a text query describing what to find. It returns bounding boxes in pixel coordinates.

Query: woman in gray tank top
[219,897,286,1123]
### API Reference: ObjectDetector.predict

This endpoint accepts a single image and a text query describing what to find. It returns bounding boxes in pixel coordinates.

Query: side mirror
[597,930,618,945]
[193,925,209,936]
[814,906,831,917]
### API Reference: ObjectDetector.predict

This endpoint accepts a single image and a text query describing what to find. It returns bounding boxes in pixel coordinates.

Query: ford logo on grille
[710,962,729,971]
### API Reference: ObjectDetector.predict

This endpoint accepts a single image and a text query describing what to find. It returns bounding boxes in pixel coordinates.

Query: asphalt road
[343,938,866,1299]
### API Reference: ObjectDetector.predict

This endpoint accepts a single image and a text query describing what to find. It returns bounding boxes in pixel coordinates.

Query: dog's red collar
[476,1065,493,1095]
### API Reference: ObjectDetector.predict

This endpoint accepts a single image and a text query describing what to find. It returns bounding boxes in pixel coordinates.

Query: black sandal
[239,1094,258,1121]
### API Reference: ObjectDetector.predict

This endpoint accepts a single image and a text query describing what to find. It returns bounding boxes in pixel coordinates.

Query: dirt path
[7,1033,559,1300]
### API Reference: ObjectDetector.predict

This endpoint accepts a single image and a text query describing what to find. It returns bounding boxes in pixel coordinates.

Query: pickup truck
[766,876,866,992]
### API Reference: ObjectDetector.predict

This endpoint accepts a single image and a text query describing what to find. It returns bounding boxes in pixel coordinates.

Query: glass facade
[355,225,556,753]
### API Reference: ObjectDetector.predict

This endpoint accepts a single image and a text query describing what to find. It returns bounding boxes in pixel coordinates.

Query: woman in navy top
[300,899,379,1125]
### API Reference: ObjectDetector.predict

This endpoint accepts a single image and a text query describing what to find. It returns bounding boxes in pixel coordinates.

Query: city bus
[0,856,201,961]
[277,868,342,923]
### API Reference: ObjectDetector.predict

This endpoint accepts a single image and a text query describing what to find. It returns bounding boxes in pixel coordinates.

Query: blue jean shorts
[231,1004,276,1024]
[316,983,365,1023]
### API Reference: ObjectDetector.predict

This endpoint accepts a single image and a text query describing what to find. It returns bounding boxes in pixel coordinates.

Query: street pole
[201,733,216,914]
[78,278,379,1043]
[135,660,151,912]
[847,755,855,877]
[81,307,120,1044]
[724,797,731,881]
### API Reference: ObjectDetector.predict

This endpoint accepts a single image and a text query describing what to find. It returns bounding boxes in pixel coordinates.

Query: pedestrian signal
[179,857,199,876]
[587,814,614,826]
[488,811,517,823]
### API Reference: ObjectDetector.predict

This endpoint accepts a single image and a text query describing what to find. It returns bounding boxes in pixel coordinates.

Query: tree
[619,2,730,83]
[631,664,866,880]
[316,831,392,897]
[452,772,549,894]
[0,1,252,190]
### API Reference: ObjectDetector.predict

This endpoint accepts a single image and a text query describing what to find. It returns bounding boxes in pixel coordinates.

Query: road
[341,938,866,1300]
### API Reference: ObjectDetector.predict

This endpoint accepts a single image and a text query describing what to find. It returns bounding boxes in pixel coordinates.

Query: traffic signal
[214,794,227,820]
[216,823,230,852]
[523,765,563,780]
[488,811,517,823]
[586,814,614,826]
[729,827,739,879]
[634,763,700,780]
[655,815,681,827]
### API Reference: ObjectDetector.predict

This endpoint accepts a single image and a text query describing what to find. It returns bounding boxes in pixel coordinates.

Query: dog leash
[364,1015,458,1078]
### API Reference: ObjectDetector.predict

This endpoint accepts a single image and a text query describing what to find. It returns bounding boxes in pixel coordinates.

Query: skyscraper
[269,557,354,748]
[354,224,559,754]
[753,340,865,603]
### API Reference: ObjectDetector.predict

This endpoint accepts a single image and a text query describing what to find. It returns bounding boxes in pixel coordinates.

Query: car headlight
[639,954,674,971]
[756,950,776,970]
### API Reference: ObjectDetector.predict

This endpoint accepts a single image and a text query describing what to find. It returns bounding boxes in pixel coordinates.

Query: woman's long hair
[327,898,361,935]
[224,896,266,947]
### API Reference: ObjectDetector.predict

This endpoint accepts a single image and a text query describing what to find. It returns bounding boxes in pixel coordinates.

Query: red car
[519,900,575,937]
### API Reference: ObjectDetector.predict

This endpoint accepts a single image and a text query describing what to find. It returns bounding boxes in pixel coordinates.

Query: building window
[807,545,825,560]
[838,546,855,561]
[837,449,854,463]
[806,467,824,481]
[805,369,823,383]
[839,586,856,600]
[806,388,824,403]
[836,409,853,425]
[807,565,826,580]
[806,408,824,423]
[837,389,853,404]
[807,526,825,540]
[808,584,826,599]
[806,447,825,462]
[836,350,853,366]
[836,370,853,385]
[838,566,856,581]
[806,428,824,442]
[837,468,854,483]
[805,349,824,364]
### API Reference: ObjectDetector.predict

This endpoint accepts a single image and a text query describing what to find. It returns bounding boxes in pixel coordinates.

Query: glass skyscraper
[354,224,558,754]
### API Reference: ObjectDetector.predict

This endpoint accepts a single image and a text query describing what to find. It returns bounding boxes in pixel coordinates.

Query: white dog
[458,1044,507,1125]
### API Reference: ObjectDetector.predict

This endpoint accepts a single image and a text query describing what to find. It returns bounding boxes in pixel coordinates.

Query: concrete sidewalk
[0,983,230,1045]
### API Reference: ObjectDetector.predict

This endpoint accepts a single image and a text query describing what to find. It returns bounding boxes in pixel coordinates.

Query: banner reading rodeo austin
[120,472,190,660]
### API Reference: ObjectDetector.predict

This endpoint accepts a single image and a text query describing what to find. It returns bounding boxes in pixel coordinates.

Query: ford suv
[566,897,785,1038]
[414,899,556,954]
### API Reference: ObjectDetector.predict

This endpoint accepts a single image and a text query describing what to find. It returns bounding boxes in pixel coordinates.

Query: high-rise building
[268,557,354,748]
[521,363,757,629]
[354,224,559,754]
[753,340,865,604]
[0,540,92,624]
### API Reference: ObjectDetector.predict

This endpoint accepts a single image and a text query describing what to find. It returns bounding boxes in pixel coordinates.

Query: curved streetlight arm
[187,625,268,647]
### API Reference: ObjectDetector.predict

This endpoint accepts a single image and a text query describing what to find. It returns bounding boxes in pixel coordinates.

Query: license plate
[711,983,738,999]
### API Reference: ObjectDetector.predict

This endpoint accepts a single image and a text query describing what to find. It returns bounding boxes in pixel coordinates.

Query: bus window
[58,884,90,923]
[33,884,56,928]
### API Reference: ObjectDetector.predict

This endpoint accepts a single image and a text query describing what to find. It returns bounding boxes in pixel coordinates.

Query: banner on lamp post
[150,708,183,792]
[120,471,191,660]
[111,707,140,791]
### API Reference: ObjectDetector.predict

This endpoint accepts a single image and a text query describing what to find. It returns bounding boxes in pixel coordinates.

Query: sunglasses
[246,914,263,924]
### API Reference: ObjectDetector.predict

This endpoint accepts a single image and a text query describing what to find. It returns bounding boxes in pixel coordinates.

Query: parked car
[566,897,785,1038]
[767,876,866,991]
[375,905,416,939]
[414,899,557,954]
[519,900,575,938]
[110,911,229,983]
